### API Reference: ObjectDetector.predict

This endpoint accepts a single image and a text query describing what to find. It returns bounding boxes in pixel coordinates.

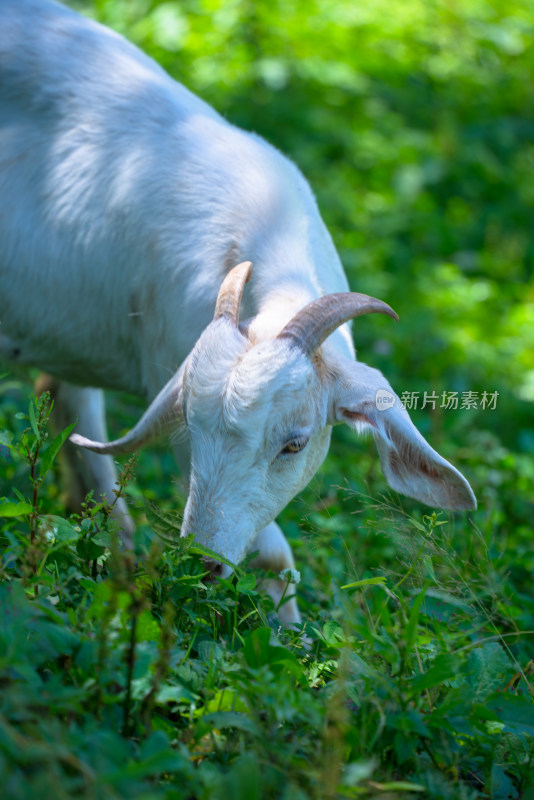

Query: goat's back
[0,0,351,394]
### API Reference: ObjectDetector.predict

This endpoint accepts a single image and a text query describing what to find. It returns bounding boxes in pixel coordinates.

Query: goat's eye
[280,437,309,456]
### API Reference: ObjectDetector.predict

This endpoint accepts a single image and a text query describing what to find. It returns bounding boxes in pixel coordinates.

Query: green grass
[0,387,532,799]
[1,0,534,795]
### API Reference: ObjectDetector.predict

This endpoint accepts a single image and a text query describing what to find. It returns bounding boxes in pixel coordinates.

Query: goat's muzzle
[202,557,233,582]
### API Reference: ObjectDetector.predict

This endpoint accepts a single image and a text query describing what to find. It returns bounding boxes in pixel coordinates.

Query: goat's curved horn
[277,292,398,356]
[213,261,253,324]
[70,367,184,455]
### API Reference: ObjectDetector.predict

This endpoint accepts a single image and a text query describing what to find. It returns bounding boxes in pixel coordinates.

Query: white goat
[0,0,476,626]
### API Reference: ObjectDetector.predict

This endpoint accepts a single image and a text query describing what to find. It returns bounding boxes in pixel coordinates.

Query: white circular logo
[375,389,396,411]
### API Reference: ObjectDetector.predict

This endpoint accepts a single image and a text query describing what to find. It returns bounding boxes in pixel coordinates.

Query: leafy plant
[2,0,534,795]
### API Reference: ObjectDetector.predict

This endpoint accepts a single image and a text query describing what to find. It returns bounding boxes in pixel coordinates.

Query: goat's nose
[202,558,233,582]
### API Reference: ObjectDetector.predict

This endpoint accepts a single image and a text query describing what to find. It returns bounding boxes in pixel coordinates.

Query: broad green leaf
[41,515,80,544]
[389,709,430,737]
[491,763,516,800]
[321,621,348,646]
[411,654,460,691]
[236,574,257,594]
[76,536,106,561]
[39,422,76,480]
[156,684,195,704]
[465,643,514,696]
[486,693,534,736]
[0,500,33,517]
[136,610,161,643]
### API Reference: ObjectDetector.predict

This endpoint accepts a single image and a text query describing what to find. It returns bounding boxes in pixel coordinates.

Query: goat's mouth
[201,557,234,583]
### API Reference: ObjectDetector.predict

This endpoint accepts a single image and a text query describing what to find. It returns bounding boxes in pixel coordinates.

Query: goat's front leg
[247,521,302,629]
[35,375,135,547]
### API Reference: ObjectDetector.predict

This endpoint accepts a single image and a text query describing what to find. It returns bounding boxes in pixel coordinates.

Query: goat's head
[71,262,476,575]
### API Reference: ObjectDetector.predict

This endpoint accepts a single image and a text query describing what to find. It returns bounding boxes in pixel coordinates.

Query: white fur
[0,0,475,627]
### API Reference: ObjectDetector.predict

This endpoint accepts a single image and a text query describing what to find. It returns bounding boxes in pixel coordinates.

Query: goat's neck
[246,284,314,342]
[245,282,355,360]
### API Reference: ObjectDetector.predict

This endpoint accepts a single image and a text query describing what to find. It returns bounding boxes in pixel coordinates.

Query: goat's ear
[330,361,476,511]
[70,361,186,455]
